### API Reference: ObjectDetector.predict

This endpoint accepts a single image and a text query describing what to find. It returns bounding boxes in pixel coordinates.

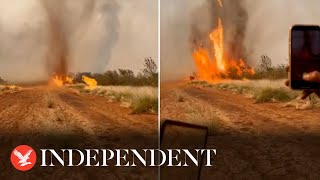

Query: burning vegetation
[51,74,74,87]
[49,72,98,91]
[192,0,254,82]
[48,57,157,89]
[50,74,97,90]
[82,75,98,90]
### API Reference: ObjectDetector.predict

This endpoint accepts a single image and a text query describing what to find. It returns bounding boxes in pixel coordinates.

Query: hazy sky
[106,1,157,73]
[161,0,320,81]
[1,0,320,82]
[0,0,157,82]
[245,0,320,66]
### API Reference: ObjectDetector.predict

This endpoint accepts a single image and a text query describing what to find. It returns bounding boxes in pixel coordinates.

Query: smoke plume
[161,0,320,81]
[161,0,250,81]
[42,0,120,77]
[0,0,120,82]
[42,0,69,77]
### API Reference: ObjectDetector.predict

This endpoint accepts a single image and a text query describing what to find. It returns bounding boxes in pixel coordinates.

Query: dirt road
[161,83,320,179]
[0,86,157,139]
[0,86,157,179]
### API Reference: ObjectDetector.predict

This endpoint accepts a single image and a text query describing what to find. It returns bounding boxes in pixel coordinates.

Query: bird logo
[11,145,36,171]
[13,149,32,166]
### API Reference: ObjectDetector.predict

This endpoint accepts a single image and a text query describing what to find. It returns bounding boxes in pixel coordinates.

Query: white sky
[106,1,157,73]
[245,0,320,66]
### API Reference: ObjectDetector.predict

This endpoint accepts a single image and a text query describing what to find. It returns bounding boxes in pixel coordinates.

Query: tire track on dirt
[161,84,320,178]
[183,86,320,135]
[54,89,157,147]
[0,89,47,133]
[0,87,157,179]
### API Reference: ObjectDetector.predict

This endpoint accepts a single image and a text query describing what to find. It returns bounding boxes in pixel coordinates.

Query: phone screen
[291,26,320,89]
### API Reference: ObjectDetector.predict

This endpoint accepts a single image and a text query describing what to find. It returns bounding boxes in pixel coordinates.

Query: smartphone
[160,120,208,180]
[290,25,320,89]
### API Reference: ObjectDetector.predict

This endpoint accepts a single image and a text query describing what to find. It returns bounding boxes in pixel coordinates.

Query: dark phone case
[290,25,320,90]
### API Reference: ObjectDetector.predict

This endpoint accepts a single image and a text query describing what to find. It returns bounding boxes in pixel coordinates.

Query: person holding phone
[288,25,320,98]
[301,71,320,98]
[286,71,320,99]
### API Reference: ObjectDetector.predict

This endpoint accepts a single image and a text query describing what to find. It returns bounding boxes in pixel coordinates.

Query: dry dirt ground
[161,82,320,179]
[0,86,157,179]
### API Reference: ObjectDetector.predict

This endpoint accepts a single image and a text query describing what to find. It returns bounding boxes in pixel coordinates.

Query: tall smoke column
[69,0,120,73]
[42,1,69,77]
[190,0,249,61]
[93,0,120,72]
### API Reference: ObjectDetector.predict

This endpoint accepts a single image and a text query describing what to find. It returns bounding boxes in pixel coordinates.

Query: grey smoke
[66,0,120,73]
[161,0,250,81]
[190,0,249,62]
[43,0,120,76]
[42,0,70,77]
[0,0,120,82]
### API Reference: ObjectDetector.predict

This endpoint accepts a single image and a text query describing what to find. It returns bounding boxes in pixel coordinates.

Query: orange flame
[51,74,74,87]
[210,18,225,71]
[192,17,254,82]
[82,75,97,90]
[217,0,223,7]
[52,75,64,87]
[65,76,74,84]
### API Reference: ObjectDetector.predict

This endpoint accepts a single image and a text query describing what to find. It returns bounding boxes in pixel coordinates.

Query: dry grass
[284,94,320,110]
[47,99,54,108]
[0,85,21,93]
[186,103,223,135]
[202,79,300,103]
[131,96,158,114]
[195,79,320,109]
[69,84,158,114]
[255,88,292,103]
[175,91,184,102]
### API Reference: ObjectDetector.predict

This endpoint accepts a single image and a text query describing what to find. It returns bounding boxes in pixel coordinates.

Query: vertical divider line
[157,0,161,179]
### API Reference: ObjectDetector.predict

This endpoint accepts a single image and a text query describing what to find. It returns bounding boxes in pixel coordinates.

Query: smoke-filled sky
[0,0,157,82]
[2,0,320,82]
[161,0,320,81]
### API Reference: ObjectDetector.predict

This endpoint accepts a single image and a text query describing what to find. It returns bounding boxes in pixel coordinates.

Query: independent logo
[10,145,36,171]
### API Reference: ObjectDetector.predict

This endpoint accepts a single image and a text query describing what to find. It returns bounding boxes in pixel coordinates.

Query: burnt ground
[0,86,157,179]
[161,82,320,179]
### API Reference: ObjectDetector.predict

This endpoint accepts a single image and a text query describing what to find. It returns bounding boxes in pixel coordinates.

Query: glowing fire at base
[52,75,64,87]
[65,76,74,84]
[192,1,254,82]
[82,75,97,90]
